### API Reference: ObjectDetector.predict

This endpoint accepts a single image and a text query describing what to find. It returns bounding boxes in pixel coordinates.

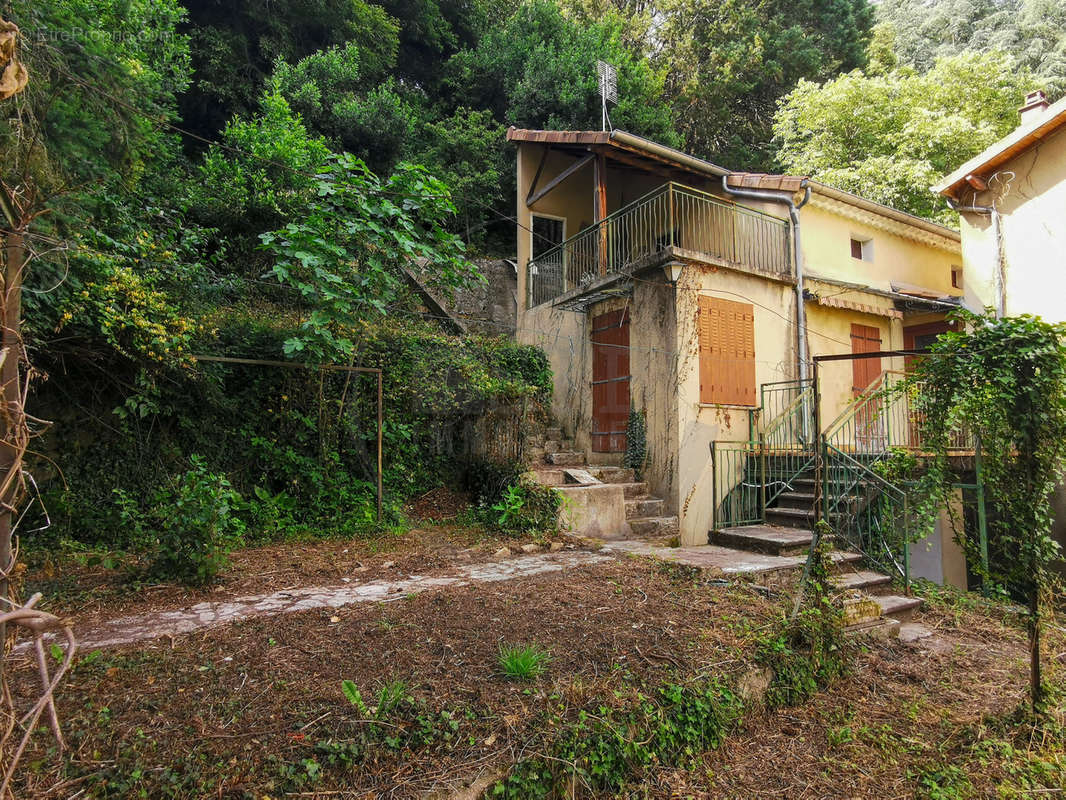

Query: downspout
[721,177,812,386]
[946,198,1004,317]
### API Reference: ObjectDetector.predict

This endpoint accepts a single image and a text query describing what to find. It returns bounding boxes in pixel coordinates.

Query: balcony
[527,182,792,307]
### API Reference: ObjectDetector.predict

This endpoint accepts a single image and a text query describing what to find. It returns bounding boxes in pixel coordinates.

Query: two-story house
[509,127,968,587]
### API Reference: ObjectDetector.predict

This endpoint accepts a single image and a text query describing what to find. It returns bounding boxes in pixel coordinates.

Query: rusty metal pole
[0,230,25,645]
[377,369,383,523]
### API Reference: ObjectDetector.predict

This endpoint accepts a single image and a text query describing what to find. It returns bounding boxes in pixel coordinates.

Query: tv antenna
[596,59,617,131]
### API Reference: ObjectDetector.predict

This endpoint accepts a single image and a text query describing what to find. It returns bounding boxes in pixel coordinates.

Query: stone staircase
[711,523,922,637]
[527,426,679,542]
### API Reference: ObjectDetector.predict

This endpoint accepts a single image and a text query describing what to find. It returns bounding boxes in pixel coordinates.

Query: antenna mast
[596,59,617,132]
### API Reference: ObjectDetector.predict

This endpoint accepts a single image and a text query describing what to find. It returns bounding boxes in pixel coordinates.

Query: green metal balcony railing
[527,182,792,307]
[822,371,972,456]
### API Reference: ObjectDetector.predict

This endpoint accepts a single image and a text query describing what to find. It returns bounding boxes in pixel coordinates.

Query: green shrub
[28,314,554,553]
[492,677,742,796]
[148,456,245,585]
[491,478,561,535]
[463,458,523,508]
[498,643,551,681]
[756,524,848,707]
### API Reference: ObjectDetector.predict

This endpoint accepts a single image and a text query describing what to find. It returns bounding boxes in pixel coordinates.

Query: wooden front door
[850,323,883,451]
[591,309,630,452]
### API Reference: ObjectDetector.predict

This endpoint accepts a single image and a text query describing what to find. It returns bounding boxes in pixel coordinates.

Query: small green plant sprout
[497,643,551,681]
[341,679,410,719]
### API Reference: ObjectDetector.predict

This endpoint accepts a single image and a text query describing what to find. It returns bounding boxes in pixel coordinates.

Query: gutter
[721,176,812,386]
[946,198,1004,317]
[609,130,729,178]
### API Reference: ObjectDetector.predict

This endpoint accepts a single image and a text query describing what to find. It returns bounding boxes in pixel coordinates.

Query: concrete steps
[712,525,815,557]
[709,519,922,639]
[628,515,679,540]
[625,497,664,518]
[764,507,816,529]
[873,594,923,623]
[832,569,893,595]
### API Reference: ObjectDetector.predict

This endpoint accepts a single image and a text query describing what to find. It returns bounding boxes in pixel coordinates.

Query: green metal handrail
[527,182,791,307]
[710,379,814,531]
[822,441,911,588]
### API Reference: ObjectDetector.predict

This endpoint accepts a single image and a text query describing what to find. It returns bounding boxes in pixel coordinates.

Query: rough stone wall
[450,259,518,336]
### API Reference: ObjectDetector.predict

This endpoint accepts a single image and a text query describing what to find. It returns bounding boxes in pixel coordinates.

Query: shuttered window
[698,296,756,406]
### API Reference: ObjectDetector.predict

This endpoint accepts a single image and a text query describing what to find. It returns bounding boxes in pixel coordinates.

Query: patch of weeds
[274,679,463,792]
[491,677,742,797]
[498,643,551,681]
[827,725,855,748]
[911,765,973,800]
[492,478,561,535]
[755,526,848,708]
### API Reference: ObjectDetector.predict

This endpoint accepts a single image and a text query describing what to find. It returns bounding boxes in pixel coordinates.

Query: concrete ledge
[556,484,631,540]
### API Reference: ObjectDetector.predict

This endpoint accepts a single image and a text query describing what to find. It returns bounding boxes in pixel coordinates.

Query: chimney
[1020,90,1049,124]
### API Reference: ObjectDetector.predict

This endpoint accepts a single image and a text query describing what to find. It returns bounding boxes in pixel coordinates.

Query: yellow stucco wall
[801,200,962,298]
[955,125,1066,321]
[674,266,797,544]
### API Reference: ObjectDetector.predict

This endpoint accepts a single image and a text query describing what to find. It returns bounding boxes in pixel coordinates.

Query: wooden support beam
[594,151,608,276]
[526,152,594,207]
[525,146,549,207]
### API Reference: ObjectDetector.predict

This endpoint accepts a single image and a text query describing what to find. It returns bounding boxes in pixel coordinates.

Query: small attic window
[850,237,873,262]
[951,265,963,290]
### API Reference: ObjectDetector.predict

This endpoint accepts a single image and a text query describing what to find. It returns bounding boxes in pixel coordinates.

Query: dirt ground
[9,526,1066,799]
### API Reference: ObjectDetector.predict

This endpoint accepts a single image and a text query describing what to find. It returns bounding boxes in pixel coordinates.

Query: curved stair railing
[820,371,914,586]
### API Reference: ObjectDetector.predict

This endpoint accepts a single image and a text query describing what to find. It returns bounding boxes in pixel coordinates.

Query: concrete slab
[562,468,600,485]
[605,541,860,575]
[713,524,814,556]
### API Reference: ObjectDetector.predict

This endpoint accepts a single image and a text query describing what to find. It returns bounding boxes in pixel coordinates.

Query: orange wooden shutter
[698,296,756,406]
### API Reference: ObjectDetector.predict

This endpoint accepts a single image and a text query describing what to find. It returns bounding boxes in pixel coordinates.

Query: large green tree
[443,0,677,143]
[773,51,1035,222]
[875,0,1066,97]
[654,0,875,169]
[178,0,402,142]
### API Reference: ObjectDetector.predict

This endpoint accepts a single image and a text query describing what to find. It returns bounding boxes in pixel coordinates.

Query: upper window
[850,237,873,262]
[531,214,565,261]
[951,265,963,290]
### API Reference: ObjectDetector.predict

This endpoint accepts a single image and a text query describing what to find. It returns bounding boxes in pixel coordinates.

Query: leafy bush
[492,677,742,796]
[498,643,551,681]
[148,456,246,585]
[29,314,553,553]
[491,478,561,535]
[756,525,848,707]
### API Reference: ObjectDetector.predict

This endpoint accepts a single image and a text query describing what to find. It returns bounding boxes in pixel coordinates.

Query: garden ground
[10,521,1066,799]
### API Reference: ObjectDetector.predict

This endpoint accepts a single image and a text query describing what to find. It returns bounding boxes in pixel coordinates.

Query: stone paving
[25,550,613,651]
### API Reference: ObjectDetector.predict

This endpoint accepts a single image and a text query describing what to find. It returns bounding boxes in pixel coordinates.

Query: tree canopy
[875,0,1066,97]
[774,51,1035,222]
